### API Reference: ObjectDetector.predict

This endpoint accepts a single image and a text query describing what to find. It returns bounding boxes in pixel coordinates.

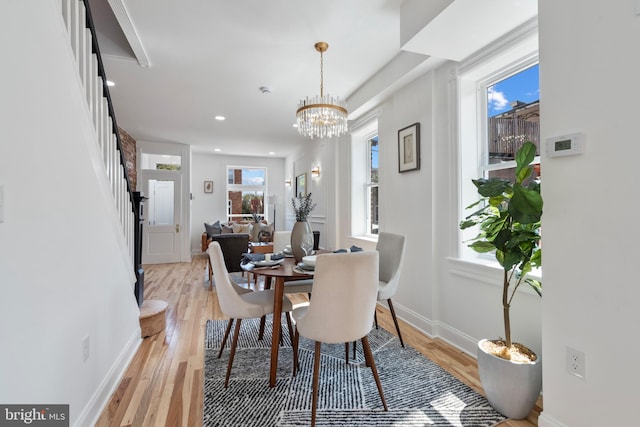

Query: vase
[291,221,313,263]
[251,221,261,242]
[477,339,542,419]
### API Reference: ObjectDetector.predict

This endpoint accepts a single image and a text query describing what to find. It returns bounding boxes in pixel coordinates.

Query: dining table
[249,255,315,387]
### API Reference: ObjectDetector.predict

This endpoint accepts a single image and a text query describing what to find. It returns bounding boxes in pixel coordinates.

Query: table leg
[269,276,284,387]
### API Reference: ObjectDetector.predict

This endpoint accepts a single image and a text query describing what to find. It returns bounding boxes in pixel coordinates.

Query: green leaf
[459,219,478,229]
[530,248,542,268]
[515,142,537,183]
[501,251,521,272]
[524,278,542,297]
[474,178,511,198]
[469,241,496,253]
[509,183,543,224]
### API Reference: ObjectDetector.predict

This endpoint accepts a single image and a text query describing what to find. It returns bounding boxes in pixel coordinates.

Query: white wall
[537,1,640,426]
[0,2,141,425]
[191,152,286,253]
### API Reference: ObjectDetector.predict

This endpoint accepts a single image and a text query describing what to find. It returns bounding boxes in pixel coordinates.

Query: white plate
[297,262,315,271]
[302,255,317,267]
[253,258,284,267]
[294,266,315,275]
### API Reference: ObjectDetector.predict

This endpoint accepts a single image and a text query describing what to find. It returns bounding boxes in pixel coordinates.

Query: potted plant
[459,141,542,419]
[290,193,316,262]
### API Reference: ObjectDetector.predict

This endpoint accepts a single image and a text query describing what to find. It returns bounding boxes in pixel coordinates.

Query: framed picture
[398,122,420,173]
[204,180,213,193]
[295,173,307,198]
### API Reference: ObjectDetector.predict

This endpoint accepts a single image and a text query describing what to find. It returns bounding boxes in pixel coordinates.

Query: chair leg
[258,315,266,340]
[361,335,388,411]
[292,328,299,376]
[311,341,322,427]
[374,309,379,329]
[344,342,349,364]
[387,299,405,348]
[208,257,213,287]
[352,341,357,359]
[217,318,234,358]
[224,318,243,388]
[285,312,295,344]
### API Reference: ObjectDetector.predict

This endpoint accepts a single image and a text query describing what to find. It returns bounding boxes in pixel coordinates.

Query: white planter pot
[477,339,542,419]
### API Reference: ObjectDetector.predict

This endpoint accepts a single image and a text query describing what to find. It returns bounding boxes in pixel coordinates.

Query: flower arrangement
[291,193,316,222]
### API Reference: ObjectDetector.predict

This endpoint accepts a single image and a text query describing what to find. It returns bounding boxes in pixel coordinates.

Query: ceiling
[88,0,537,158]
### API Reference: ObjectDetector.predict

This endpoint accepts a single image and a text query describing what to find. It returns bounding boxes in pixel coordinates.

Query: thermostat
[546,132,584,157]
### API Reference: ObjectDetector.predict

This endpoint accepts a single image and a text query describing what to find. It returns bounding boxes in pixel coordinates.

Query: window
[484,64,540,183]
[350,116,379,238]
[458,24,539,260]
[140,153,181,170]
[226,167,266,222]
[367,135,379,235]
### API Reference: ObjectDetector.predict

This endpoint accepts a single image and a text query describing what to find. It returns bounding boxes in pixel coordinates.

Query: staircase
[60,0,148,308]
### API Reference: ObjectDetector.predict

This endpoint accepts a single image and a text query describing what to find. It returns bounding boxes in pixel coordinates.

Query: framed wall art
[398,122,420,173]
[295,173,307,198]
[204,180,213,193]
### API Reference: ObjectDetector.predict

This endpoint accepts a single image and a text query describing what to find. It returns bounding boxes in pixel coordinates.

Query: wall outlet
[566,346,585,379]
[82,336,90,363]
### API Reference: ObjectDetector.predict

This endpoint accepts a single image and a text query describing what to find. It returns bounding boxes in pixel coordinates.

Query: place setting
[240,252,285,270]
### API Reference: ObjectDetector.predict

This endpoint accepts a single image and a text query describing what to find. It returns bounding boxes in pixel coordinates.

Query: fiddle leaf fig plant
[459,141,542,350]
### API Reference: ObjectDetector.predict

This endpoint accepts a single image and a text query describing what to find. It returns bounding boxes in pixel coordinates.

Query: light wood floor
[96,255,540,426]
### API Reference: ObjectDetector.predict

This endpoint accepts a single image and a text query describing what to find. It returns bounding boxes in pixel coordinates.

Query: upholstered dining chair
[292,251,388,426]
[375,232,407,347]
[209,241,295,387]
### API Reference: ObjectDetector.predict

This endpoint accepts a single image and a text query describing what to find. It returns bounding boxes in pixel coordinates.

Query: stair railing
[60,0,138,276]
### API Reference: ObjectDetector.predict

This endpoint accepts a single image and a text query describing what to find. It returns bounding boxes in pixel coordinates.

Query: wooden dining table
[250,256,314,387]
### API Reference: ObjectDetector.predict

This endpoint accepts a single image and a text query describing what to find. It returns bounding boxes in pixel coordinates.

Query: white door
[142,173,182,264]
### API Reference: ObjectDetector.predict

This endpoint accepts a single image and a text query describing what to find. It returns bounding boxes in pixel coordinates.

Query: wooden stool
[139,299,168,338]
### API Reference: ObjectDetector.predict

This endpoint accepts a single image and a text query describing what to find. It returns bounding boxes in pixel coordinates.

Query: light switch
[0,184,4,223]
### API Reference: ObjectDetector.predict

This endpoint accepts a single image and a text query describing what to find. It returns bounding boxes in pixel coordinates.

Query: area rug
[203,316,506,427]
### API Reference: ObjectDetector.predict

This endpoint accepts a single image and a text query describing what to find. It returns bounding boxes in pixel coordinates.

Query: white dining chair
[209,241,295,387]
[292,251,388,426]
[375,232,407,347]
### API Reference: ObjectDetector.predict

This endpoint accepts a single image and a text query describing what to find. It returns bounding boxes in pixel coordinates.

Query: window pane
[147,179,174,225]
[369,136,379,184]
[227,168,265,185]
[141,154,181,170]
[487,64,540,164]
[488,164,541,185]
[369,185,379,235]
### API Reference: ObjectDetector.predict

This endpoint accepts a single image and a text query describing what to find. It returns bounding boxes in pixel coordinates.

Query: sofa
[203,220,273,281]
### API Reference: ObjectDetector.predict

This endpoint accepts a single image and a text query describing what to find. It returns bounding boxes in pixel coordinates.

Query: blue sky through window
[488,64,539,117]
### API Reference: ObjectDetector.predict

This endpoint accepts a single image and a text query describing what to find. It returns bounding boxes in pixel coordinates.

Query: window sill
[446,256,541,294]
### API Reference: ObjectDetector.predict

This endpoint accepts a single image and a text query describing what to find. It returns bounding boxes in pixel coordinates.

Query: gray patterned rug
[204,316,506,426]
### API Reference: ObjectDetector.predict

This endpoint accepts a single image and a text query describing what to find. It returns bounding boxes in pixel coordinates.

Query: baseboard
[382,300,478,358]
[538,412,568,427]
[74,328,142,427]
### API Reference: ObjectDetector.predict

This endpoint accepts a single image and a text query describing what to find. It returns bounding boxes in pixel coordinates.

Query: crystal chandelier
[296,42,348,139]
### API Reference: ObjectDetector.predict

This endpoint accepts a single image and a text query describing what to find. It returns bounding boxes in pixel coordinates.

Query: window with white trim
[458,25,539,260]
[226,167,267,222]
[350,117,379,238]
[366,135,379,235]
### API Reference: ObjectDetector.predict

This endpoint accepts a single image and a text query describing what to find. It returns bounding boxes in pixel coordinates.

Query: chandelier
[296,42,348,139]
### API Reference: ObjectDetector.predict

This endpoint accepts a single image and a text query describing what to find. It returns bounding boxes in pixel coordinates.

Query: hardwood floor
[96,255,540,426]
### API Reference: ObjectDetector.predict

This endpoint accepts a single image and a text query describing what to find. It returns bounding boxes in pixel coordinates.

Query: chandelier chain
[319,50,324,98]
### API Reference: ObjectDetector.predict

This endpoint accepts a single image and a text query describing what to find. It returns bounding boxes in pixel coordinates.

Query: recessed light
[292,123,298,128]
[106,80,115,87]
[214,116,226,121]
[214,148,221,152]
[268,152,275,155]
